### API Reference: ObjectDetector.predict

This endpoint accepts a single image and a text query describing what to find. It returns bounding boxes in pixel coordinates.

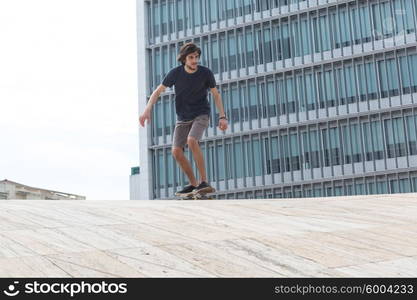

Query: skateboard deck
[177,189,214,200]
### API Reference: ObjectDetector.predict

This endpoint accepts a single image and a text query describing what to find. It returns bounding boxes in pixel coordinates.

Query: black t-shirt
[162,65,216,121]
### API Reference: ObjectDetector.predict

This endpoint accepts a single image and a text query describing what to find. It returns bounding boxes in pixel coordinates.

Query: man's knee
[187,136,199,148]
[172,146,184,159]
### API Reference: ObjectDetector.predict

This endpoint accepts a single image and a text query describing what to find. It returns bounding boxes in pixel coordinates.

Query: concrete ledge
[1,194,417,277]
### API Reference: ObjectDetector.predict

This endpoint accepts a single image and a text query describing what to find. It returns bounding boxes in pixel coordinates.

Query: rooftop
[0,194,416,277]
[0,179,85,200]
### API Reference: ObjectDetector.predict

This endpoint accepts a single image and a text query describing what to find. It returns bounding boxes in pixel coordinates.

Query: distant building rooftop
[0,179,86,200]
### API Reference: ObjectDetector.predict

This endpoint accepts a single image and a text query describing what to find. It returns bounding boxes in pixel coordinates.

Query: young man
[139,43,228,197]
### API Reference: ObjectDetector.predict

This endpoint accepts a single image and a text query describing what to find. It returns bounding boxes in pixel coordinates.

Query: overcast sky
[0,0,139,200]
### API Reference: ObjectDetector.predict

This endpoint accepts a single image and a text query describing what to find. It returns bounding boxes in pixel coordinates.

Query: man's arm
[145,84,167,111]
[139,84,167,127]
[210,87,228,131]
[210,87,226,118]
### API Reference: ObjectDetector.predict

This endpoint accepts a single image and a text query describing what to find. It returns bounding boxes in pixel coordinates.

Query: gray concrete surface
[1,194,417,277]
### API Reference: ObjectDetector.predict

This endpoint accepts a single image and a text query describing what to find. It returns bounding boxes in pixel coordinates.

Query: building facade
[0,179,86,200]
[130,166,141,199]
[136,0,417,199]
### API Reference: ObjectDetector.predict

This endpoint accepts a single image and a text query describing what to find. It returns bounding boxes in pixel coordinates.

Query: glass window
[371,121,384,160]
[267,80,276,117]
[352,7,362,44]
[329,127,341,166]
[219,34,227,73]
[167,149,173,187]
[161,0,168,35]
[158,150,165,188]
[162,47,168,79]
[208,145,215,182]
[365,62,378,100]
[253,139,262,176]
[351,124,363,163]
[342,125,351,163]
[356,63,366,101]
[302,132,310,169]
[411,55,417,91]
[243,0,252,15]
[282,23,291,59]
[325,70,336,107]
[297,74,305,112]
[237,30,244,69]
[225,0,235,19]
[163,98,171,135]
[399,178,411,193]
[193,0,201,26]
[218,143,225,180]
[399,56,411,94]
[386,58,400,96]
[226,143,232,180]
[228,32,237,70]
[310,129,321,168]
[277,78,285,115]
[246,28,255,66]
[177,0,184,31]
[231,85,239,123]
[210,0,218,24]
[355,182,365,195]
[300,18,311,55]
[363,122,373,161]
[168,0,174,34]
[271,136,280,173]
[249,81,258,120]
[402,0,415,33]
[393,117,406,157]
[360,5,372,42]
[320,14,331,51]
[153,1,160,37]
[291,19,300,58]
[305,73,316,110]
[338,9,351,47]
[155,48,161,85]
[282,134,290,172]
[211,36,219,73]
[264,27,273,63]
[380,1,394,37]
[406,115,417,155]
[377,181,388,194]
[290,133,300,170]
[384,119,395,158]
[322,129,330,167]
[344,65,357,104]
[285,77,296,114]
[390,179,399,193]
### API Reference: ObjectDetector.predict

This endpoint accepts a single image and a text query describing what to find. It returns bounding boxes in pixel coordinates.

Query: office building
[136,0,417,199]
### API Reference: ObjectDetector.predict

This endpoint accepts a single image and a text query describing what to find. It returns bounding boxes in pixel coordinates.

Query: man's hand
[139,109,151,127]
[218,118,228,131]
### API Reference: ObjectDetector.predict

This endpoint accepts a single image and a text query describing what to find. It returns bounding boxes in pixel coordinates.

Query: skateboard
[177,189,215,200]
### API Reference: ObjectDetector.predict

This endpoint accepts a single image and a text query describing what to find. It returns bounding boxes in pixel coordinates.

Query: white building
[129,166,141,200]
[0,179,86,200]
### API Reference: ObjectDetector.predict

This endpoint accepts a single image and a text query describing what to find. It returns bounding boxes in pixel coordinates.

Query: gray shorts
[172,114,210,149]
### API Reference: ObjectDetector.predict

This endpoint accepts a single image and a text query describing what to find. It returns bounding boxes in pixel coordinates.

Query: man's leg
[187,137,207,184]
[172,120,199,187]
[172,146,198,187]
[187,114,210,184]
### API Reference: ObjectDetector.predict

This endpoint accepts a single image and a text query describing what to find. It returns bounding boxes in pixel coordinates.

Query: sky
[0,0,139,200]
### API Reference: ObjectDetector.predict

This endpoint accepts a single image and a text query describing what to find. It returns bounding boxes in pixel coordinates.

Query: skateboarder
[139,42,228,197]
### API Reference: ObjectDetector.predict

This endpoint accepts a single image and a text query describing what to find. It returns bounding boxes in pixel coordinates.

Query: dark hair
[177,43,201,65]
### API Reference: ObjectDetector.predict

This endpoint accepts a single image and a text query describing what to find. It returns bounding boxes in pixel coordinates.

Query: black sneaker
[175,184,196,197]
[193,181,215,194]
